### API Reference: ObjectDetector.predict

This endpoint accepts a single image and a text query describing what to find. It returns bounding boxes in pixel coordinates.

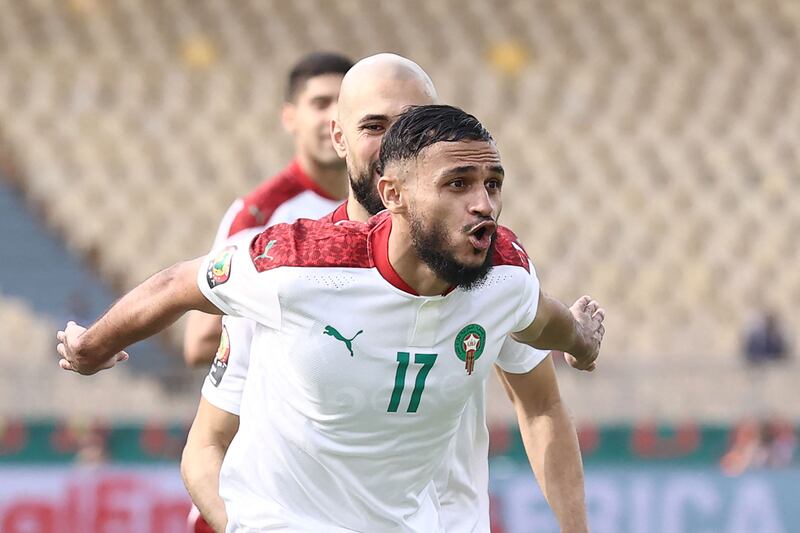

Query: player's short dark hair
[378,105,493,171]
[286,52,353,102]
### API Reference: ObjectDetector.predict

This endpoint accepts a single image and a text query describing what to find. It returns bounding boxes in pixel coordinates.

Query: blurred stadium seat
[0,0,798,424]
[0,294,198,420]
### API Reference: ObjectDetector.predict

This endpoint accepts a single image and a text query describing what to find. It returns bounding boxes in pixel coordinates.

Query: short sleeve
[511,259,541,333]
[197,229,282,328]
[495,334,549,374]
[201,316,253,415]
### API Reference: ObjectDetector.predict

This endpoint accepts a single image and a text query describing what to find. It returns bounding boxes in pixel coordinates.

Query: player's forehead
[419,140,502,174]
[347,80,434,126]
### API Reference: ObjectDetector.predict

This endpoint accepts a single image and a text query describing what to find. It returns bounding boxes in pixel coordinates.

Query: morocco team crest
[209,325,231,387]
[206,245,236,288]
[454,324,486,375]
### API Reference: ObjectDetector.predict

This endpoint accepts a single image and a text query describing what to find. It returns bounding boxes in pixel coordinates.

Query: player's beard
[409,211,495,291]
[348,161,385,216]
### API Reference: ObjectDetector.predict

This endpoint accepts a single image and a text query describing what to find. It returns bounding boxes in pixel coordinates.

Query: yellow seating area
[0,295,200,421]
[1,0,798,421]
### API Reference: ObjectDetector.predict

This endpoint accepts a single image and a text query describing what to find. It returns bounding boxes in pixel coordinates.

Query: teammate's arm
[495,357,588,533]
[57,258,221,375]
[514,294,605,371]
[182,398,239,533]
[183,312,224,367]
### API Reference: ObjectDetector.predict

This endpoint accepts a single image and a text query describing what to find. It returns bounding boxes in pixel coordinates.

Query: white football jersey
[203,316,546,532]
[202,160,341,414]
[191,160,342,533]
[204,202,548,532]
[199,212,542,532]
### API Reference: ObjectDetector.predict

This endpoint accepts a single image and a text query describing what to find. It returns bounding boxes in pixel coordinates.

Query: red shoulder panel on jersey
[492,226,531,272]
[249,216,375,272]
[227,161,309,237]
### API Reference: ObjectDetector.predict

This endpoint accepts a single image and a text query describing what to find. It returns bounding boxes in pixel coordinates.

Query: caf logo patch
[206,245,236,288]
[209,325,231,387]
[454,324,486,375]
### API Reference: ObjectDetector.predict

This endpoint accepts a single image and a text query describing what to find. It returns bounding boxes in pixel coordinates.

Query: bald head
[338,53,438,116]
[331,54,439,218]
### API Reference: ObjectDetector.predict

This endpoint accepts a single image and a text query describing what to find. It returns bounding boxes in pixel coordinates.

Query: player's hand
[565,295,605,372]
[56,321,129,375]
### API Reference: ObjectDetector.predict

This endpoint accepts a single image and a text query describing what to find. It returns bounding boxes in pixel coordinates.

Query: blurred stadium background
[1,0,798,531]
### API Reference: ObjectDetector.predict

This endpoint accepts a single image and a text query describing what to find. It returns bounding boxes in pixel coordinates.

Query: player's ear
[378,166,406,214]
[281,102,296,134]
[330,118,347,158]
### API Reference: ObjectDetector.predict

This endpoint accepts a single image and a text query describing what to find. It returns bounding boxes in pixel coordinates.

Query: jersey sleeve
[495,334,549,374]
[511,259,541,333]
[197,228,282,329]
[201,316,253,415]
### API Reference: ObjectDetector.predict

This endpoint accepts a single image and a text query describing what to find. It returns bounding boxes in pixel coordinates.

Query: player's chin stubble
[409,213,495,291]
[348,163,385,216]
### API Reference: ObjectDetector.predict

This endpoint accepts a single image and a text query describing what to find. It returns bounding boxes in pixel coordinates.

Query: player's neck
[296,152,348,200]
[387,217,451,296]
[346,193,372,223]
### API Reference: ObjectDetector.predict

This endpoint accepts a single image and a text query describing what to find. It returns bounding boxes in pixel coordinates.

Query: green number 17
[387,352,438,413]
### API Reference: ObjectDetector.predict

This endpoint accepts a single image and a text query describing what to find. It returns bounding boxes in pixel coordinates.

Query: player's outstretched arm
[496,357,588,533]
[182,398,239,533]
[183,312,224,368]
[57,258,222,375]
[514,294,605,371]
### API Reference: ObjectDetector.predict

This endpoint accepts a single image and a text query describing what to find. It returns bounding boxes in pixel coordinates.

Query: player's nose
[469,188,495,217]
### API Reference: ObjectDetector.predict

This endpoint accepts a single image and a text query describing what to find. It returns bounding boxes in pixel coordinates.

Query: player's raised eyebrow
[441,164,505,177]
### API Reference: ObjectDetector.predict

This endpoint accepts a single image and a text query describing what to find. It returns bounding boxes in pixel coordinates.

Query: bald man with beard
[332,53,439,221]
[176,54,589,532]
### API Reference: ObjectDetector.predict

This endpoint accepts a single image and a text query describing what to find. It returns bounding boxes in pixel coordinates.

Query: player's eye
[360,123,385,133]
[486,179,502,191]
[310,98,332,110]
[449,179,466,189]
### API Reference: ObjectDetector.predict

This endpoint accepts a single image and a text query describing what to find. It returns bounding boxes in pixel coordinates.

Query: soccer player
[57,104,604,532]
[183,51,354,368]
[186,54,576,533]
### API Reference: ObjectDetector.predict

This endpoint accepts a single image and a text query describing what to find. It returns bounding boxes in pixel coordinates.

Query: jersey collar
[329,201,350,223]
[368,214,454,297]
[290,159,340,201]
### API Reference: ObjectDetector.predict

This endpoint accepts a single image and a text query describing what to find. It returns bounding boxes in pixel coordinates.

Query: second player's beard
[409,212,496,291]
[348,162,385,216]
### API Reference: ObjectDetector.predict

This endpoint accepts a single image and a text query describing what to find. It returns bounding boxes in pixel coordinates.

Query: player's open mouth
[467,221,496,251]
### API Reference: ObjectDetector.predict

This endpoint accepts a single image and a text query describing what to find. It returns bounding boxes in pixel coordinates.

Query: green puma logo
[254,239,277,261]
[323,325,363,357]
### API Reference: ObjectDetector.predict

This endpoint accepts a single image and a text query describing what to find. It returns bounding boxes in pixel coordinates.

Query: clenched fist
[57,321,129,375]
[565,296,605,371]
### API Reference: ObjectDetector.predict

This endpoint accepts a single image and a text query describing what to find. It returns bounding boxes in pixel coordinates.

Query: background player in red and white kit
[57,104,603,532]
[183,51,354,368]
